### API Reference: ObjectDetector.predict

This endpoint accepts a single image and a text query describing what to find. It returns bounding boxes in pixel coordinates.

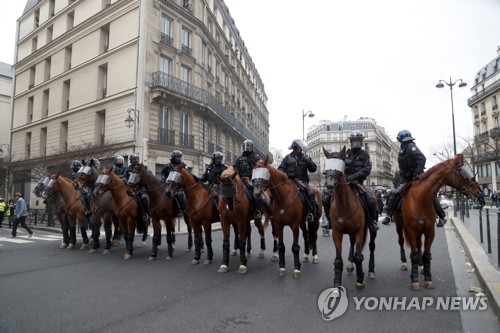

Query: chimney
[497,45,500,56]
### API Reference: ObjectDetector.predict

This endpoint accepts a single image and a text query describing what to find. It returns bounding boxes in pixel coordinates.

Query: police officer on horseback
[279,139,318,223]
[123,153,150,221]
[323,131,379,231]
[201,151,227,196]
[71,159,92,217]
[160,150,187,216]
[233,139,262,218]
[382,130,447,227]
[113,155,126,177]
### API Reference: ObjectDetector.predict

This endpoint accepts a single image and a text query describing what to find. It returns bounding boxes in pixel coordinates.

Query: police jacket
[345,148,372,184]
[201,163,228,185]
[160,161,187,182]
[233,151,260,178]
[278,151,317,183]
[398,141,426,180]
[123,164,148,183]
[113,164,126,177]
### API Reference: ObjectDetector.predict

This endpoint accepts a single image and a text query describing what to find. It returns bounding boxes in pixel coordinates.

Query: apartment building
[468,47,500,192]
[11,0,271,204]
[305,117,399,191]
[0,63,13,196]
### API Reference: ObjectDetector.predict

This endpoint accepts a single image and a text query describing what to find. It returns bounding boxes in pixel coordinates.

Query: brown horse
[216,166,268,274]
[94,167,144,259]
[323,146,377,291]
[33,176,70,248]
[391,154,481,290]
[43,173,90,249]
[251,155,321,279]
[127,163,178,261]
[165,165,220,265]
[73,164,122,254]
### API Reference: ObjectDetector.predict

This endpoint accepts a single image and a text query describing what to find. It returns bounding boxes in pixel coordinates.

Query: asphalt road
[0,221,498,333]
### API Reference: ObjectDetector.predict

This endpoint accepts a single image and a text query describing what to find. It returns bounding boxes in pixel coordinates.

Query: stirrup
[382,216,391,226]
[436,218,447,227]
[254,210,262,219]
[143,213,150,222]
[306,213,314,223]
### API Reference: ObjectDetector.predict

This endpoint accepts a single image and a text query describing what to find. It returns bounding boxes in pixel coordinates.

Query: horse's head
[448,154,481,199]
[323,146,347,189]
[126,163,146,196]
[218,166,237,199]
[33,176,51,197]
[164,165,187,198]
[73,165,95,190]
[94,166,118,197]
[251,155,272,198]
[43,173,61,197]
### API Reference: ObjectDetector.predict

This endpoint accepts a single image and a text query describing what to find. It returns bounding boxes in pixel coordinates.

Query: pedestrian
[10,193,34,238]
[7,199,14,228]
[0,197,5,228]
[478,191,485,210]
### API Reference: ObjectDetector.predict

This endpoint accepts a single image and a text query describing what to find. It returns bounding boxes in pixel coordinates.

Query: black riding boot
[433,198,447,227]
[140,195,150,221]
[306,191,316,223]
[363,192,379,231]
[84,193,92,217]
[382,192,395,225]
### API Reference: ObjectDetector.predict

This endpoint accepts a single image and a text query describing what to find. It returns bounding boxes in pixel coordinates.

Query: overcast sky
[1,1,499,165]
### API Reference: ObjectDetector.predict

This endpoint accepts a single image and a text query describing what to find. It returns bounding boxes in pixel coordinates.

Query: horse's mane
[221,165,236,178]
[420,159,451,180]
[178,165,200,182]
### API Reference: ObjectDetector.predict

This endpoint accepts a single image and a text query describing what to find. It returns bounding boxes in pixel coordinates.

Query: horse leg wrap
[206,237,213,261]
[151,234,161,257]
[260,237,266,251]
[194,236,202,260]
[422,252,432,280]
[239,240,247,266]
[353,252,365,283]
[334,256,343,287]
[410,251,420,282]
[292,244,301,271]
[400,247,407,263]
[278,242,286,268]
[222,240,230,265]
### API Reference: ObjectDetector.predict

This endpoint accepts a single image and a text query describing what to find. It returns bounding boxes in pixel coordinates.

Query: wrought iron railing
[158,128,176,145]
[160,33,173,46]
[468,79,500,105]
[180,132,194,148]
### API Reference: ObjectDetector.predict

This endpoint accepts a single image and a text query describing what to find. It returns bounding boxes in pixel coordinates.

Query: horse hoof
[292,269,301,279]
[258,251,265,258]
[271,253,278,262]
[368,272,376,279]
[356,282,365,290]
[278,268,286,277]
[302,255,309,262]
[88,248,97,254]
[204,259,212,265]
[80,244,89,250]
[165,256,172,260]
[230,250,237,256]
[148,256,156,262]
[400,262,408,271]
[425,281,434,289]
[123,253,132,260]
[411,282,420,290]
[191,259,199,265]
[238,265,247,274]
[138,241,146,248]
[347,261,354,273]
[59,243,68,249]
[312,255,319,264]
[218,265,229,273]
[102,249,111,255]
[67,244,75,250]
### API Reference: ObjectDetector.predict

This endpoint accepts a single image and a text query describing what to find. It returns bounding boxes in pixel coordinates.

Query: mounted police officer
[70,159,93,216]
[160,150,187,216]
[233,139,262,218]
[323,131,379,231]
[71,160,83,182]
[278,139,318,223]
[382,130,447,227]
[123,153,150,221]
[201,151,227,196]
[113,155,126,177]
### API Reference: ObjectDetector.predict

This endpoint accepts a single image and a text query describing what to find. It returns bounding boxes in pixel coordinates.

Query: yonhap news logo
[318,288,488,321]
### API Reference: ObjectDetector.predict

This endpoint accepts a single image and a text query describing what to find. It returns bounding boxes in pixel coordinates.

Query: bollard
[479,209,484,244]
[460,197,465,220]
[486,208,491,254]
[497,212,500,268]
[465,199,469,218]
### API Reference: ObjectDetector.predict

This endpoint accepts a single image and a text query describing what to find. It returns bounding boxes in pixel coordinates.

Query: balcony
[181,44,192,56]
[180,132,194,148]
[158,128,175,145]
[475,131,490,142]
[468,79,500,106]
[160,33,173,47]
[490,127,500,139]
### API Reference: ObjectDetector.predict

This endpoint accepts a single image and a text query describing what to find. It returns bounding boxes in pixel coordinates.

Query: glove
[346,175,354,182]
[413,173,421,180]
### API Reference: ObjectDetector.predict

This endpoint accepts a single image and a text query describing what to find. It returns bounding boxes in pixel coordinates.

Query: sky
[1,1,499,164]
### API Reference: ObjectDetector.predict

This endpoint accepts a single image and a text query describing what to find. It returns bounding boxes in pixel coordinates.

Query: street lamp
[436,77,467,216]
[302,110,315,140]
[125,108,139,152]
[0,144,9,158]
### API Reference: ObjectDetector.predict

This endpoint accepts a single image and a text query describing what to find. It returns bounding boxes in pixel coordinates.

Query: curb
[450,216,500,316]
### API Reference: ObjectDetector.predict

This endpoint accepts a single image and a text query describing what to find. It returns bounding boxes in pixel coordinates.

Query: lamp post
[302,110,315,140]
[436,77,467,216]
[125,108,139,152]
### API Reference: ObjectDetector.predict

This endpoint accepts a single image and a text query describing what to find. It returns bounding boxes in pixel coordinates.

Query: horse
[126,163,178,261]
[251,155,321,279]
[94,167,145,260]
[33,175,70,248]
[73,163,122,254]
[216,166,268,274]
[43,173,90,249]
[391,154,481,290]
[323,146,378,291]
[165,165,220,265]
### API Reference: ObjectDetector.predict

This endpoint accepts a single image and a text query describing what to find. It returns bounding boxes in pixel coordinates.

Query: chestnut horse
[165,166,220,265]
[251,155,321,279]
[127,163,178,260]
[73,164,122,254]
[43,173,90,249]
[216,166,268,274]
[391,154,481,290]
[94,167,145,259]
[323,147,377,291]
[34,176,70,248]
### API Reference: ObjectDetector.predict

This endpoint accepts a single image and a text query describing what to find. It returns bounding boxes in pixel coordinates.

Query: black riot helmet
[129,153,140,166]
[71,160,83,173]
[114,155,124,166]
[288,139,308,151]
[349,131,364,149]
[90,158,100,169]
[212,151,224,165]
[242,140,254,153]
[171,150,183,164]
[397,130,415,143]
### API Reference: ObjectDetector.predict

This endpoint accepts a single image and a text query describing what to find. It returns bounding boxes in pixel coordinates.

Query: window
[47,25,53,43]
[27,96,34,123]
[494,116,499,128]
[26,132,32,159]
[65,45,72,70]
[32,36,38,53]
[40,127,47,157]
[160,55,171,75]
[159,106,169,129]
[481,121,488,133]
[474,106,479,118]
[161,15,173,46]
[49,0,55,16]
[181,65,190,95]
[493,95,498,110]
[62,79,70,111]
[34,9,40,28]
[181,27,191,55]
[60,121,68,153]
[96,111,105,144]
[181,112,191,147]
[29,66,35,88]
[98,64,108,99]
[67,11,74,30]
[42,89,49,118]
[101,24,110,53]
[44,57,51,81]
